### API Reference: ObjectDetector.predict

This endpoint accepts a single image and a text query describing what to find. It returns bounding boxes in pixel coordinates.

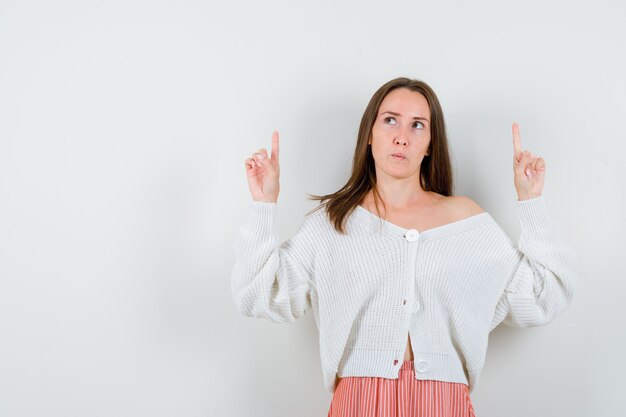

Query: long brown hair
[306,77,454,234]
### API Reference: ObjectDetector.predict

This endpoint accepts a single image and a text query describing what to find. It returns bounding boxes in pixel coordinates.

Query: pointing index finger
[512,122,522,162]
[271,130,279,161]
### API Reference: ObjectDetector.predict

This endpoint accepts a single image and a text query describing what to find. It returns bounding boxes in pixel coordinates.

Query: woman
[231,77,578,416]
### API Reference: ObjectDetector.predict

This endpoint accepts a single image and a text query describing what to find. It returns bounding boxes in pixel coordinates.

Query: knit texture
[230,195,579,394]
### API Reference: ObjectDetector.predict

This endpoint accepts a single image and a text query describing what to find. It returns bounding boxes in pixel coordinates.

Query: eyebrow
[380,111,429,122]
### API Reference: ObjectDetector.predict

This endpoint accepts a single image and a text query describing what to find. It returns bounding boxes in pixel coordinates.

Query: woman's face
[369,88,431,181]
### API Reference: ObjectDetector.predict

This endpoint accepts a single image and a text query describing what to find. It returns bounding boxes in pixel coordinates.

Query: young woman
[231,77,578,417]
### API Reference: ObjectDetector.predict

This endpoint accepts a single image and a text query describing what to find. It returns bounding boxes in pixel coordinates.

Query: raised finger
[512,122,522,163]
[271,130,279,161]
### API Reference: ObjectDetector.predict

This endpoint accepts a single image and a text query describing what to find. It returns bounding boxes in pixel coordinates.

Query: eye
[383,116,396,125]
[413,121,425,129]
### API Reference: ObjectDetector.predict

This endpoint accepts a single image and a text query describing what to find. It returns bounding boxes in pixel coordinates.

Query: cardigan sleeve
[230,200,316,323]
[490,195,580,330]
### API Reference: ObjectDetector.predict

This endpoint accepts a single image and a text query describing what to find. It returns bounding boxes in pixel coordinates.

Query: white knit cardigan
[230,195,578,393]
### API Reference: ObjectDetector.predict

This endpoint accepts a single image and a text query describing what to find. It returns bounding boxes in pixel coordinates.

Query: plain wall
[1,0,624,416]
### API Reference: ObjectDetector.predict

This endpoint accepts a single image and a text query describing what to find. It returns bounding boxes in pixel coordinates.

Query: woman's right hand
[245,130,280,203]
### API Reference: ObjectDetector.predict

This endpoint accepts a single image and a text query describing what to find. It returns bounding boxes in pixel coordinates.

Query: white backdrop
[1,1,624,416]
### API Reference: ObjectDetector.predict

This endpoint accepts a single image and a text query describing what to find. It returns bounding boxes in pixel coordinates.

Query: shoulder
[303,203,336,230]
[453,195,485,216]
[433,193,485,218]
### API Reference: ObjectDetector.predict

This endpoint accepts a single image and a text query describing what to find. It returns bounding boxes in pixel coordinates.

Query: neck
[368,172,429,211]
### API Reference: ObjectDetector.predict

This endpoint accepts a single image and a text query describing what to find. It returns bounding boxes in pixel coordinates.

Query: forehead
[379,88,430,116]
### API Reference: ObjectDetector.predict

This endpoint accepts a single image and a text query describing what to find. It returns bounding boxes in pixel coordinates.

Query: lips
[391,153,406,159]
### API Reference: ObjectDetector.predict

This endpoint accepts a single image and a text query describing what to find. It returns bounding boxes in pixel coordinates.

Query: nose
[393,135,407,146]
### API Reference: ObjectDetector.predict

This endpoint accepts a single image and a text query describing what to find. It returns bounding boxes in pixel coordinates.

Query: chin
[376,163,418,177]
[385,170,413,180]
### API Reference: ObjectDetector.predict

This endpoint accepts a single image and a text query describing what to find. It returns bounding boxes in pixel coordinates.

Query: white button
[404,229,419,241]
[416,360,429,373]
[411,300,420,313]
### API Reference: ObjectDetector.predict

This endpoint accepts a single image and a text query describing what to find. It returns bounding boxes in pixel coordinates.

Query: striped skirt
[327,360,476,417]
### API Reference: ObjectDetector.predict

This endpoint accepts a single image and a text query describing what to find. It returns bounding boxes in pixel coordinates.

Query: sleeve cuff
[247,200,279,237]
[515,195,553,230]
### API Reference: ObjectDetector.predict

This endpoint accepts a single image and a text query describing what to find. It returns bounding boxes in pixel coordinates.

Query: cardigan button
[404,229,419,241]
[393,359,398,366]
[416,360,429,373]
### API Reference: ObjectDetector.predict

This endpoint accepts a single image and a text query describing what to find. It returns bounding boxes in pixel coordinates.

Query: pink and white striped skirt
[327,360,476,417]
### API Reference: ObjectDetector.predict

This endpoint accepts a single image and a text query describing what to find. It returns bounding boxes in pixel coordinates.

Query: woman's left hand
[512,122,545,200]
